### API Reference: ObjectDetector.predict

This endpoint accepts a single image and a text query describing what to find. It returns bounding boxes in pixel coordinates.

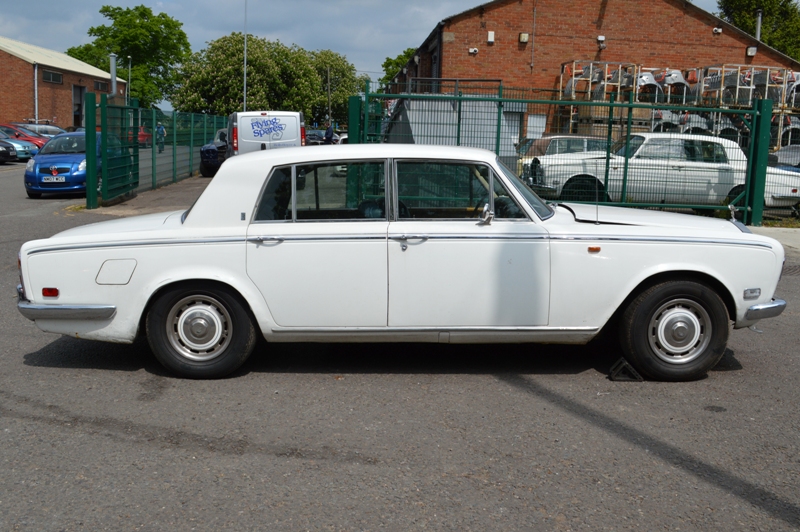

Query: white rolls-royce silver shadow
[17,145,786,380]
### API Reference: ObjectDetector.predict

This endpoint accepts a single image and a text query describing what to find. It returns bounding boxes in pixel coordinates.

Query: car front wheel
[619,280,729,381]
[146,283,257,378]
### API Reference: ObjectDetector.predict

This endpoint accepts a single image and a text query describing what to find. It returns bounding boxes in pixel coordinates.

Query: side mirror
[479,203,494,225]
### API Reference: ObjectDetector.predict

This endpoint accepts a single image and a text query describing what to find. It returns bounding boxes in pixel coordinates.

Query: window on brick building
[94,81,109,92]
[43,71,62,84]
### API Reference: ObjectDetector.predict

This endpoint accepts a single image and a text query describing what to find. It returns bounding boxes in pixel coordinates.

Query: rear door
[239,112,301,153]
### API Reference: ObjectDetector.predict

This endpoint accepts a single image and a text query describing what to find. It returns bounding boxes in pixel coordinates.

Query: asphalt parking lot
[1,162,799,530]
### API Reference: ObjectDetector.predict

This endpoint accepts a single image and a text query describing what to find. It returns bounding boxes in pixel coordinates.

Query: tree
[716,0,800,61]
[66,5,191,108]
[379,48,417,88]
[172,33,319,118]
[308,50,367,125]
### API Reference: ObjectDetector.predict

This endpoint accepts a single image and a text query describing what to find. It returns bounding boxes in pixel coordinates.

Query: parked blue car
[199,128,228,177]
[0,130,37,161]
[24,132,131,199]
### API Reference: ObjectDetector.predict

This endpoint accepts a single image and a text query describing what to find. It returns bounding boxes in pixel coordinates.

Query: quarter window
[254,166,293,221]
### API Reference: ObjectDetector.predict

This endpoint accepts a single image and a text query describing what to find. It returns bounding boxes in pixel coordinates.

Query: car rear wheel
[146,283,257,378]
[619,280,729,381]
[560,176,605,202]
[199,162,215,178]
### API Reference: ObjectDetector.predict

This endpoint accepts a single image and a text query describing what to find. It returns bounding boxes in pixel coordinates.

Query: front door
[387,160,550,327]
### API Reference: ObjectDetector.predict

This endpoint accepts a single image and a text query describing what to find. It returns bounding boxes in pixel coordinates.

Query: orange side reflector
[42,288,59,297]
[588,247,601,253]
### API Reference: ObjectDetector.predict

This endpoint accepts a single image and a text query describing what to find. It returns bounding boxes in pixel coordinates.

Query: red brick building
[0,35,125,129]
[396,0,800,90]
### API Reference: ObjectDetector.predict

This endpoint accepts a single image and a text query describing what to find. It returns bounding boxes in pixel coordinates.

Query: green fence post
[602,93,616,201]
[85,92,98,209]
[348,96,361,144]
[100,94,108,202]
[189,114,194,176]
[495,84,504,155]
[362,80,370,144]
[456,91,463,146]
[620,92,634,204]
[151,109,157,189]
[747,98,772,226]
[172,112,177,183]
[204,114,208,152]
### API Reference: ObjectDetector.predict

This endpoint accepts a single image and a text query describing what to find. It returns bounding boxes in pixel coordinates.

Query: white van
[226,110,305,156]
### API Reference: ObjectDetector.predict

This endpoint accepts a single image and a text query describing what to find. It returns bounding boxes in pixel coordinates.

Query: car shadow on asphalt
[22,334,743,379]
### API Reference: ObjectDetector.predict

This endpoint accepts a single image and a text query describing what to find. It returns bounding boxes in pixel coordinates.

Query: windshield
[40,135,86,155]
[611,135,645,157]
[496,158,553,219]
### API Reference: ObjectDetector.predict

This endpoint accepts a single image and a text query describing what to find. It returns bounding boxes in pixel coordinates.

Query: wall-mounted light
[746,46,758,57]
[414,55,420,65]
[402,67,407,75]
[597,35,606,50]
[519,33,529,43]
[487,31,495,43]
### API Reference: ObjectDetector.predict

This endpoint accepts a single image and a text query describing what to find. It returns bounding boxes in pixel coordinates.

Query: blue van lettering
[250,118,287,140]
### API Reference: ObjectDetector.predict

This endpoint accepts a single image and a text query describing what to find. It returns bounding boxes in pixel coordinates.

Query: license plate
[42,176,66,183]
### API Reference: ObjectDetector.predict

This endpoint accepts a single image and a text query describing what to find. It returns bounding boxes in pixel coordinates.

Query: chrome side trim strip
[26,237,245,255]
[547,234,774,249]
[271,326,598,333]
[745,299,786,320]
[250,235,387,242]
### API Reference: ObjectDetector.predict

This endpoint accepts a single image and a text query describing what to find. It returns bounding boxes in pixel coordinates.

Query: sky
[2,0,722,87]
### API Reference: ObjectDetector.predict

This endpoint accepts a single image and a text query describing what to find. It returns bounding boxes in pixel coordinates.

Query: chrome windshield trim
[18,301,117,321]
[271,326,598,333]
[25,237,245,255]
[745,299,786,320]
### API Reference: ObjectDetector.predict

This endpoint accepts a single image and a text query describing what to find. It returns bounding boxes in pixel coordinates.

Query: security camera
[713,27,723,34]
[469,47,478,54]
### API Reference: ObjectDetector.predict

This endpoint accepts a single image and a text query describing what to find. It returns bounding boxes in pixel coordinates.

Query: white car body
[527,132,800,207]
[18,144,786,380]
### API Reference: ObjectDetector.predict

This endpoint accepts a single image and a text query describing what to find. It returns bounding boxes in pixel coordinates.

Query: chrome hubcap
[648,298,711,365]
[167,295,232,362]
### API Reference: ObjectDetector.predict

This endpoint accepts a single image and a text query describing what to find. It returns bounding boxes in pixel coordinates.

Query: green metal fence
[84,92,227,209]
[354,81,798,225]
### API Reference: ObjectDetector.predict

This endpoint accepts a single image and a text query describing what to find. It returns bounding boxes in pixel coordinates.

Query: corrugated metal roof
[0,35,125,81]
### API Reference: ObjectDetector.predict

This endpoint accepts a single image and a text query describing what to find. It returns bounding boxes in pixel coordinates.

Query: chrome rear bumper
[17,285,116,321]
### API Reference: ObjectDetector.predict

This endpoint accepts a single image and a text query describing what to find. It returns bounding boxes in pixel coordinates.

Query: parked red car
[0,124,47,148]
[128,126,153,148]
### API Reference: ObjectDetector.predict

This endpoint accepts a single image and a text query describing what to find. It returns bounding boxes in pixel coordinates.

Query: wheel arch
[136,278,266,342]
[609,270,736,329]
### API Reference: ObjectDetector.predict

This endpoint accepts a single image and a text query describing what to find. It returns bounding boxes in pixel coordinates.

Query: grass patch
[761,217,800,228]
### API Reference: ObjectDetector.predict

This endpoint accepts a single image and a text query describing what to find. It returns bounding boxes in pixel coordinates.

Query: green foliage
[379,48,417,88]
[309,50,366,125]
[172,33,364,125]
[716,0,800,61]
[66,5,190,108]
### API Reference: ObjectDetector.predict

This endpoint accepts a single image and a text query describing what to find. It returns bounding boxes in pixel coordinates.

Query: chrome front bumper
[17,285,116,321]
[745,298,787,321]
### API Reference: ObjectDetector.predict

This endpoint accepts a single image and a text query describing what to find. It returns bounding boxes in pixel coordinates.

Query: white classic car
[17,145,786,381]
[523,132,800,208]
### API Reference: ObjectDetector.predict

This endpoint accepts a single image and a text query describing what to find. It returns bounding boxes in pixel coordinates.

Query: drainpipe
[34,63,39,122]
[755,9,763,41]
[109,53,117,96]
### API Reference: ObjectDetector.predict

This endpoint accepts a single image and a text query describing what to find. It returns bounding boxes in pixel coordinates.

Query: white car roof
[631,132,741,150]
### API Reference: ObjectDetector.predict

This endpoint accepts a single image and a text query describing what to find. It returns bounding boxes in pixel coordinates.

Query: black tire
[146,283,257,379]
[619,281,729,381]
[26,191,42,199]
[560,176,605,202]
[199,163,215,178]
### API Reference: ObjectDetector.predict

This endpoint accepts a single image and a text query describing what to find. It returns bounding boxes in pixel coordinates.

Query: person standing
[324,121,334,145]
[156,122,166,153]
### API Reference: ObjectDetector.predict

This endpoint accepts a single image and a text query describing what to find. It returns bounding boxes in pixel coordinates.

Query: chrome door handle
[390,234,429,251]
[246,236,285,243]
